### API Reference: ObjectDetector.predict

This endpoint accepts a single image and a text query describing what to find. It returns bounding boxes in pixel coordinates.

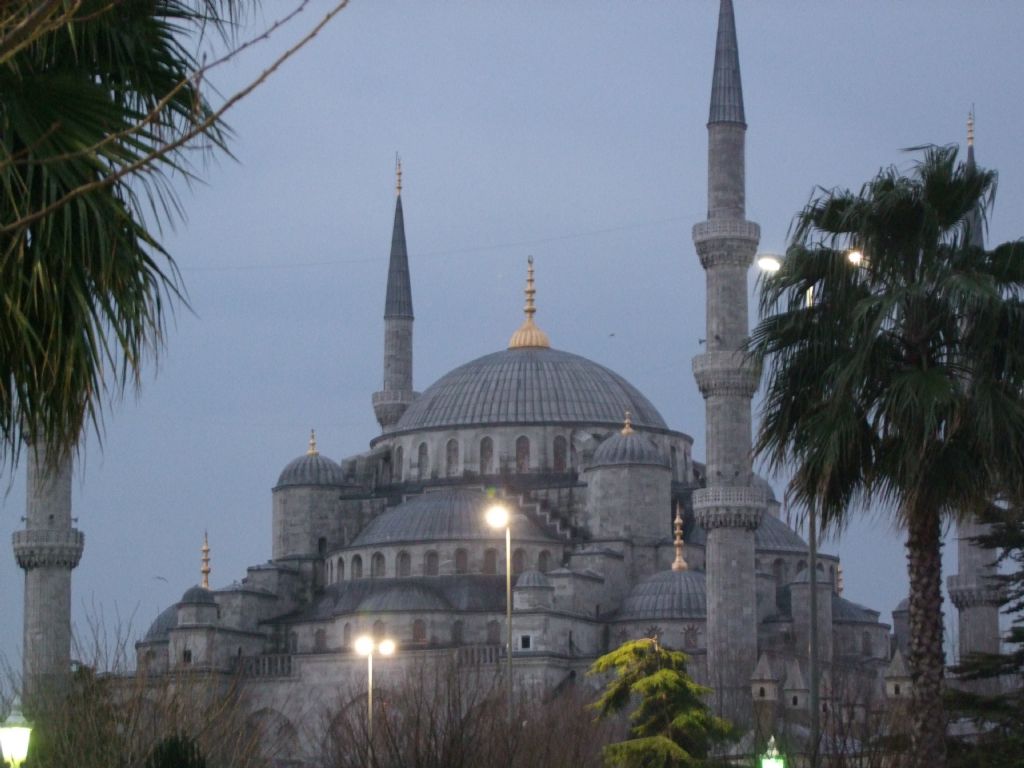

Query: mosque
[15,0,1002,760]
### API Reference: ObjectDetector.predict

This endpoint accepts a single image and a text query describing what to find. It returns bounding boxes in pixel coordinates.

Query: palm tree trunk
[905,508,947,768]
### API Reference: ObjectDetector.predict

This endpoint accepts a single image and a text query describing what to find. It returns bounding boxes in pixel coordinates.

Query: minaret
[691,0,765,723]
[372,157,416,431]
[947,112,1002,682]
[12,447,85,694]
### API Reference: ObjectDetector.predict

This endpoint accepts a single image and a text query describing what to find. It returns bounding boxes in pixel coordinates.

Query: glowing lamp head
[847,249,864,266]
[0,705,31,768]
[354,635,375,656]
[757,254,782,273]
[378,639,396,656]
[485,504,510,530]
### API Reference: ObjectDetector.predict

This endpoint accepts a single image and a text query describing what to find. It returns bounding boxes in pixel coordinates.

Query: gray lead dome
[618,569,708,620]
[590,430,668,469]
[276,452,345,489]
[391,347,668,434]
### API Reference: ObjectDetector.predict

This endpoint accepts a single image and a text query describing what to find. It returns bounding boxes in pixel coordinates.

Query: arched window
[371,552,385,578]
[394,446,403,482]
[862,631,872,657]
[373,620,386,639]
[446,438,459,477]
[512,548,525,575]
[318,537,327,556]
[515,436,530,473]
[480,437,494,475]
[425,551,439,576]
[397,551,411,577]
[417,442,429,480]
[343,623,352,649]
[351,555,363,579]
[670,446,678,480]
[314,628,326,652]
[412,619,427,643]
[483,548,498,575]
[327,560,333,583]
[288,632,298,653]
[538,550,551,573]
[337,557,345,582]
[796,559,807,575]
[487,620,501,644]
[553,436,567,472]
[451,620,464,645]
[455,548,469,575]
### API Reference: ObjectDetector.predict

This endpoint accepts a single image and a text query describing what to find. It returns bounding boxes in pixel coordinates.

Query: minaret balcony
[693,485,766,530]
[13,528,85,569]
[692,351,760,398]
[947,574,1003,608]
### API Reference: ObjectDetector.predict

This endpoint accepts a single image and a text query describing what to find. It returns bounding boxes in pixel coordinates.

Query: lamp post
[0,703,31,768]
[760,736,784,768]
[354,635,395,746]
[485,502,513,727]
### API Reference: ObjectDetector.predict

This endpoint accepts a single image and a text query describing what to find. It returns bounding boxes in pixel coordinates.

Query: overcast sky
[2,1,1023,667]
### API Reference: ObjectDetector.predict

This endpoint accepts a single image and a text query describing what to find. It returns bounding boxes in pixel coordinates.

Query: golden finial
[307,429,318,456]
[967,109,975,147]
[508,255,551,349]
[837,563,845,596]
[201,531,211,589]
[621,411,634,435]
[395,153,402,196]
[671,504,688,572]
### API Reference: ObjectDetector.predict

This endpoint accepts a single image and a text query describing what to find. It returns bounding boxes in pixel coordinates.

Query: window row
[391,435,573,481]
[291,619,507,651]
[329,548,553,583]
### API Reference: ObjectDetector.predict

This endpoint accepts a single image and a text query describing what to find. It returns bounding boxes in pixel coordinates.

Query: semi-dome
[515,570,553,589]
[357,583,451,612]
[351,488,555,547]
[388,347,668,435]
[618,569,707,621]
[832,594,881,624]
[276,431,345,489]
[589,420,668,469]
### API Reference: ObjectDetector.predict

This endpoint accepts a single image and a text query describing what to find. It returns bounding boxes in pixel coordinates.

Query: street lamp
[0,703,31,768]
[760,736,784,768]
[485,502,513,726]
[354,635,395,745]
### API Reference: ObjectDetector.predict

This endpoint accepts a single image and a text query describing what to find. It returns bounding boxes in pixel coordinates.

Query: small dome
[515,570,553,589]
[143,604,179,642]
[180,585,216,605]
[351,489,555,547]
[590,428,668,469]
[618,569,707,621]
[276,451,345,489]
[894,597,910,613]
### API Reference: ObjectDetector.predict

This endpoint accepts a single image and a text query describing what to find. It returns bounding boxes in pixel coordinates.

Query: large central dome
[390,347,668,435]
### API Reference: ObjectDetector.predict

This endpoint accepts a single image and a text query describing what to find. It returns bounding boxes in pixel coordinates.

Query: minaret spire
[671,505,688,572]
[508,256,551,349]
[201,531,211,589]
[964,109,984,249]
[373,160,417,431]
[708,0,746,126]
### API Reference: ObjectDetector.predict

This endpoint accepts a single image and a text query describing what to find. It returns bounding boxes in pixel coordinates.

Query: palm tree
[750,144,1024,768]
[0,1,244,468]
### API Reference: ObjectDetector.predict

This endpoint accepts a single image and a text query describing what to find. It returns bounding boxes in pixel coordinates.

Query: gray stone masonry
[14,448,84,693]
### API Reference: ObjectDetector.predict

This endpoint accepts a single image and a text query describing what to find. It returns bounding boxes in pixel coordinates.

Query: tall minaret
[947,112,1002,684]
[691,0,764,723]
[372,157,416,431]
[12,447,85,694]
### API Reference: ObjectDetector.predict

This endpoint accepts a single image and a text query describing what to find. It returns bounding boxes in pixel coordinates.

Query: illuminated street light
[757,253,782,273]
[846,249,864,266]
[760,736,784,768]
[0,703,31,768]
[485,502,514,726]
[354,635,396,745]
